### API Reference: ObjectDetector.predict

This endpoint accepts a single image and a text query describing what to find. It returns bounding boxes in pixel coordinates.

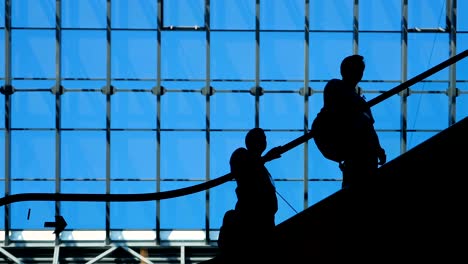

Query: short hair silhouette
[340,54,365,81]
[245,128,267,155]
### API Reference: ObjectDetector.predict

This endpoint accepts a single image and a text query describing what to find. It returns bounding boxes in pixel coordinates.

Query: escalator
[272,116,468,263]
[200,50,468,264]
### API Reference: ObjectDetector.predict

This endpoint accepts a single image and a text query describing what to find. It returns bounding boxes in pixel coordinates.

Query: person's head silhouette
[245,128,267,157]
[340,55,365,87]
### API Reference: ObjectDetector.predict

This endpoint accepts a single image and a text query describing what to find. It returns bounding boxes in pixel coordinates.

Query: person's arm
[369,126,386,165]
[261,146,283,163]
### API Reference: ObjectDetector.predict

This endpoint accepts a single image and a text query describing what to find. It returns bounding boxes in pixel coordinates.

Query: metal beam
[84,246,118,264]
[0,247,24,264]
[180,246,185,264]
[121,246,155,264]
[52,245,60,264]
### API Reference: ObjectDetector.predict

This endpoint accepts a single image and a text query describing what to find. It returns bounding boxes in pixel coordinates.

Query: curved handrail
[0,49,467,206]
[0,173,234,206]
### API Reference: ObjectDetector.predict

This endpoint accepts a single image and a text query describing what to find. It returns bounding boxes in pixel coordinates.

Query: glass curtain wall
[0,0,466,244]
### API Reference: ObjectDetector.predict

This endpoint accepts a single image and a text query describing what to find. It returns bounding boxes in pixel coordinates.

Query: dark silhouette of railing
[0,49,467,207]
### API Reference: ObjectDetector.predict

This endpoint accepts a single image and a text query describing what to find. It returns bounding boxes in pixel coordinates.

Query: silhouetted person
[217,128,281,264]
[322,55,386,189]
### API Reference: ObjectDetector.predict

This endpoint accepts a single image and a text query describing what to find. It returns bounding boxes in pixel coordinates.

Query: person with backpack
[313,55,386,189]
[217,128,281,264]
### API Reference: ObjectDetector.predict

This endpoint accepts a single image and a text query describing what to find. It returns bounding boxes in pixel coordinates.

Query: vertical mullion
[156,0,162,245]
[303,0,309,210]
[204,0,211,243]
[255,0,260,127]
[105,0,112,245]
[54,0,62,245]
[3,0,11,246]
[401,0,408,154]
[353,0,359,54]
[447,0,457,125]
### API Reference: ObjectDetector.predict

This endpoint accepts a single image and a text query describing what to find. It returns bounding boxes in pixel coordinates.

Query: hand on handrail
[262,146,284,163]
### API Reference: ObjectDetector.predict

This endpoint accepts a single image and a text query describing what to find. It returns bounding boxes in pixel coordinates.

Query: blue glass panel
[12,0,55,28]
[457,34,468,80]
[160,131,205,180]
[459,1,468,31]
[406,131,438,150]
[112,80,155,91]
[211,32,255,80]
[309,33,353,80]
[111,31,157,79]
[111,92,156,129]
[210,180,237,229]
[211,92,255,130]
[62,30,106,79]
[61,181,106,229]
[110,181,156,229]
[310,0,353,30]
[0,29,4,78]
[12,30,55,78]
[0,132,3,179]
[62,91,106,129]
[211,0,254,30]
[11,80,55,90]
[377,132,401,163]
[111,131,156,179]
[210,81,254,91]
[11,131,55,179]
[308,181,341,207]
[163,0,204,27]
[264,131,303,180]
[275,181,304,225]
[361,83,401,130]
[160,181,205,229]
[260,87,304,130]
[61,180,105,194]
[360,33,401,80]
[112,0,157,29]
[61,201,105,229]
[0,180,3,227]
[160,86,205,129]
[260,0,304,30]
[308,82,327,117]
[61,131,106,179]
[408,81,448,92]
[11,182,54,229]
[456,92,468,122]
[61,80,106,90]
[408,33,449,80]
[161,32,205,79]
[62,0,106,28]
[10,199,54,228]
[308,142,343,180]
[11,180,54,194]
[0,0,4,27]
[407,93,448,130]
[0,94,4,128]
[11,92,54,129]
[359,0,400,31]
[408,0,446,29]
[210,131,245,179]
[260,32,304,80]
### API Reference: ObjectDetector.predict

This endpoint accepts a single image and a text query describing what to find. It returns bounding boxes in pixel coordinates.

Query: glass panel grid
[0,1,465,246]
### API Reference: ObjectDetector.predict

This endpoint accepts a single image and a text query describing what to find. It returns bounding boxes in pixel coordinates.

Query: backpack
[311,108,350,163]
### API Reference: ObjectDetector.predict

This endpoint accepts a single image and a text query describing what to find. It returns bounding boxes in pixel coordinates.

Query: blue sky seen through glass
[1,1,467,232]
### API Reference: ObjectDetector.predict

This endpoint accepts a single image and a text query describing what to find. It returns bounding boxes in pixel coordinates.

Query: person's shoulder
[325,79,343,88]
[231,147,248,156]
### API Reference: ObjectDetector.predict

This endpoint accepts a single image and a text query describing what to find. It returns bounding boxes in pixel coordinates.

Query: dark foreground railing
[1,49,467,206]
